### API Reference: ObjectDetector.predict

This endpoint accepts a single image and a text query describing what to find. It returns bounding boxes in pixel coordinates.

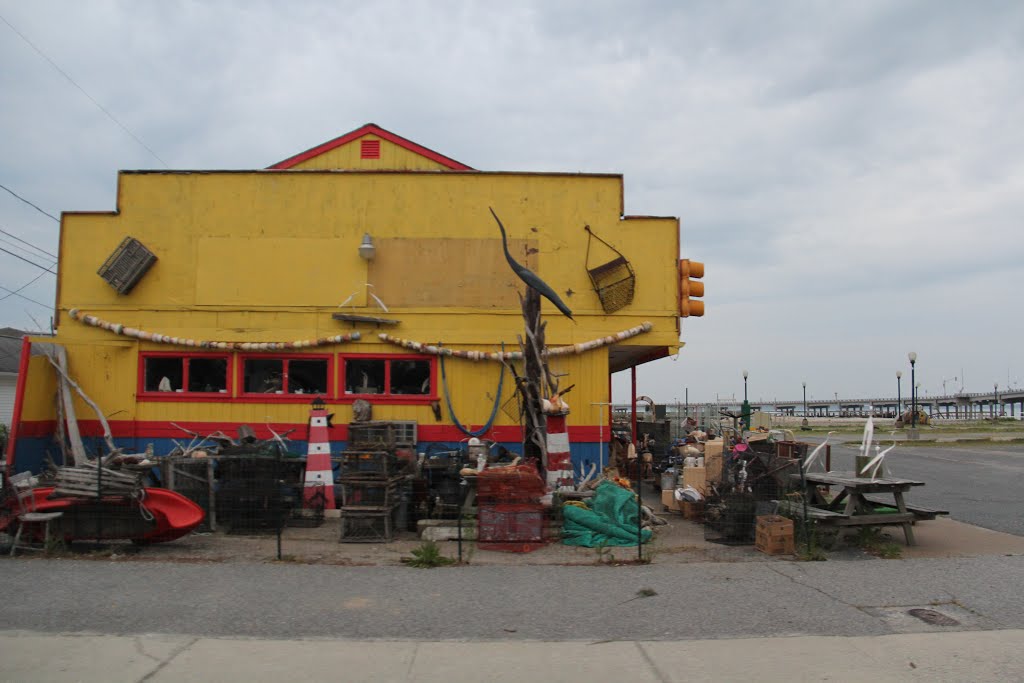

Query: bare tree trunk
[521,289,547,466]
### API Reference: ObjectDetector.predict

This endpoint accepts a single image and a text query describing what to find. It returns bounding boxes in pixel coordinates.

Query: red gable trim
[268,123,473,170]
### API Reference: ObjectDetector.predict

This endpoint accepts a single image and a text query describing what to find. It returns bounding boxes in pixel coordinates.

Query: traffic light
[679,259,705,317]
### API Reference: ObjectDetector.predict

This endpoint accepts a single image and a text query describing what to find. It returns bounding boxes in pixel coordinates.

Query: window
[241,356,329,395]
[342,355,434,401]
[140,353,229,396]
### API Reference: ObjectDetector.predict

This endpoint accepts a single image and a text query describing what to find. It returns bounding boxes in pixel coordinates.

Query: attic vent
[361,139,381,159]
[97,236,157,295]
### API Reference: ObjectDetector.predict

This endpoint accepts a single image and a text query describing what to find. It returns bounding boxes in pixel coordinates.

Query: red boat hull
[3,486,204,544]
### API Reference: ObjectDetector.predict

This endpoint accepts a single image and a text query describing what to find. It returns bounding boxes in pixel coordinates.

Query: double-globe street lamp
[908,352,918,429]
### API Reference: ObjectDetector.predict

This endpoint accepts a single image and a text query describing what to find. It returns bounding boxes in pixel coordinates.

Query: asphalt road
[822,439,1024,536]
[1,556,1023,641]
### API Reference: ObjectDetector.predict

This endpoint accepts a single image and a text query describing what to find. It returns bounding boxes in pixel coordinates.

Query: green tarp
[561,480,653,547]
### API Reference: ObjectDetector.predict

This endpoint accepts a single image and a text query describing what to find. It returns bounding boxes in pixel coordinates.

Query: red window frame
[137,351,233,402]
[339,353,437,405]
[236,353,334,403]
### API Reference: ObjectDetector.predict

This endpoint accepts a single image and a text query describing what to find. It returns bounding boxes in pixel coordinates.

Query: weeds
[403,540,456,568]
[852,527,903,559]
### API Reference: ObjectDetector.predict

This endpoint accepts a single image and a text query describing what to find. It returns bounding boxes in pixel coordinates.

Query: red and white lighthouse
[544,395,574,491]
[304,396,335,509]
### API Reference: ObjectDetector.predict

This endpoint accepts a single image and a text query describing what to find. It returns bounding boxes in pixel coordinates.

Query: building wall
[0,373,15,426]
[15,169,682,472]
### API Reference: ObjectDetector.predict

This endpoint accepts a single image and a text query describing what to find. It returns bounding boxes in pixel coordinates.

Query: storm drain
[907,608,960,627]
[861,604,996,633]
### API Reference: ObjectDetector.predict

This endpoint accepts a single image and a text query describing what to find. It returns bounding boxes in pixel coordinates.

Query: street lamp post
[742,370,750,429]
[908,352,918,430]
[995,383,1000,418]
[897,372,904,415]
[802,381,807,416]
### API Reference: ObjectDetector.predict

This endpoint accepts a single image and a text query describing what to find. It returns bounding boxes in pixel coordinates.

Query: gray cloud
[2,0,1022,400]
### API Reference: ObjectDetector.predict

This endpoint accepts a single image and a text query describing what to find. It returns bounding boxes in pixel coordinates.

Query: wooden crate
[704,440,724,482]
[682,501,705,521]
[756,515,795,555]
[682,466,707,494]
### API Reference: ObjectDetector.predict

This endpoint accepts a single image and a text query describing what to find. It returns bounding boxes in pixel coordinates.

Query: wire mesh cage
[477,503,547,552]
[339,507,398,543]
[588,256,636,313]
[348,421,417,450]
[97,236,157,295]
[585,227,635,313]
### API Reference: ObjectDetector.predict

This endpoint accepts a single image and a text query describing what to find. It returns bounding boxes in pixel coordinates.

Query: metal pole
[275,442,282,561]
[636,476,643,562]
[911,363,917,428]
[897,371,902,416]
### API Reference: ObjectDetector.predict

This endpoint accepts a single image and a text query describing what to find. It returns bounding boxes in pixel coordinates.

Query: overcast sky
[1,1,1021,406]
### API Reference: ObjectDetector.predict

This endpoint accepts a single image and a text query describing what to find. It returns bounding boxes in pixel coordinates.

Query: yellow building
[7,123,701,474]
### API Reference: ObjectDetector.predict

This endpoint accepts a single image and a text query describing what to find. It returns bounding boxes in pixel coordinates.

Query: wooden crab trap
[584,226,635,313]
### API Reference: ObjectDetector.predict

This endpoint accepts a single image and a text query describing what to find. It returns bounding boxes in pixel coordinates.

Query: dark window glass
[345,359,385,394]
[188,358,228,393]
[245,359,284,393]
[288,359,328,394]
[145,357,182,392]
[390,359,431,395]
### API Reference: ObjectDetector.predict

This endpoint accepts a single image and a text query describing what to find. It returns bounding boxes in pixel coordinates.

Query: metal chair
[9,472,64,556]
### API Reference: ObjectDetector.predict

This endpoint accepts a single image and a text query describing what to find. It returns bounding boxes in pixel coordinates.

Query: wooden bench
[863,498,948,521]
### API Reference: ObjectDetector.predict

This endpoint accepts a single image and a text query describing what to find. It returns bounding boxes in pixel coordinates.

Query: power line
[0,270,49,302]
[0,12,168,168]
[0,182,60,223]
[0,226,57,260]
[0,282,51,308]
[0,245,57,273]
[0,235,56,264]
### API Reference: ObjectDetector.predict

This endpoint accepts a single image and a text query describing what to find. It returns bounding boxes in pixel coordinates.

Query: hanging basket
[585,226,635,313]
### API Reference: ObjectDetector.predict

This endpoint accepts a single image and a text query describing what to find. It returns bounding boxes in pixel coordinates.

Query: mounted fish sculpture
[490,207,574,321]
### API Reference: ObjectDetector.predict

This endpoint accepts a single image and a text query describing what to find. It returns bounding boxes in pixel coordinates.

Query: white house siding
[0,373,16,427]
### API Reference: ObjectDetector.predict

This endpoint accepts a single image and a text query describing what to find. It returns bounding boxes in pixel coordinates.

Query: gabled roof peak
[268,123,473,171]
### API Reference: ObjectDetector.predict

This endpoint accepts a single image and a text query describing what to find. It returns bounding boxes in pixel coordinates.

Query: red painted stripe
[15,420,608,443]
[269,123,473,171]
[5,336,32,472]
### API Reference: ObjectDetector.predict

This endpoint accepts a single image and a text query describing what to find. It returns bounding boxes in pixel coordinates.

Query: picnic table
[787,471,946,546]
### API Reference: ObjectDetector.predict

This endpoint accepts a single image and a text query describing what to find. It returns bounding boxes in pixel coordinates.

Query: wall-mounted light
[358,233,375,261]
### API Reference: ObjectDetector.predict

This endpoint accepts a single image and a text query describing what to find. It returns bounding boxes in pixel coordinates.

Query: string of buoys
[378,322,653,361]
[68,309,361,350]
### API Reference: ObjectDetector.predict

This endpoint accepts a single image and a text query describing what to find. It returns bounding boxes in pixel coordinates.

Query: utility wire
[0,227,57,260]
[0,270,49,302]
[0,13,169,168]
[0,181,60,222]
[0,245,57,273]
[0,235,56,264]
[0,282,51,308]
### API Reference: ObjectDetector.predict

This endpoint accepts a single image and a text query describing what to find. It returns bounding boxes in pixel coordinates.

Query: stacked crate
[755,515,795,555]
[338,421,416,543]
[476,463,548,552]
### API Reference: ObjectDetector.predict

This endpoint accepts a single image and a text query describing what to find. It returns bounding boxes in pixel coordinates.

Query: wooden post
[521,289,547,465]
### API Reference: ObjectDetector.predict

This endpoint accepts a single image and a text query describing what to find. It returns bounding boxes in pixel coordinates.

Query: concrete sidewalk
[2,629,1022,682]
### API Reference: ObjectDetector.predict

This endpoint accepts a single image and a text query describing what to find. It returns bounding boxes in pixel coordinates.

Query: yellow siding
[289,136,451,171]
[37,169,678,430]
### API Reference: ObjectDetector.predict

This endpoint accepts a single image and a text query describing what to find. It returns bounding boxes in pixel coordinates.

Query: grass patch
[402,540,456,568]
[850,527,903,559]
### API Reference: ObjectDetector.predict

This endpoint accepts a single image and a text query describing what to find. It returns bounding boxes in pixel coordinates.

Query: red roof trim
[268,123,473,171]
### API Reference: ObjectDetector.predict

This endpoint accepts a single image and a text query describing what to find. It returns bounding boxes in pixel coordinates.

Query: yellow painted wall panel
[30,167,684,440]
[195,237,354,307]
[289,136,450,171]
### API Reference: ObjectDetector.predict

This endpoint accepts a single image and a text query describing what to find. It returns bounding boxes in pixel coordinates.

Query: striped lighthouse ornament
[304,396,336,509]
[543,395,574,491]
